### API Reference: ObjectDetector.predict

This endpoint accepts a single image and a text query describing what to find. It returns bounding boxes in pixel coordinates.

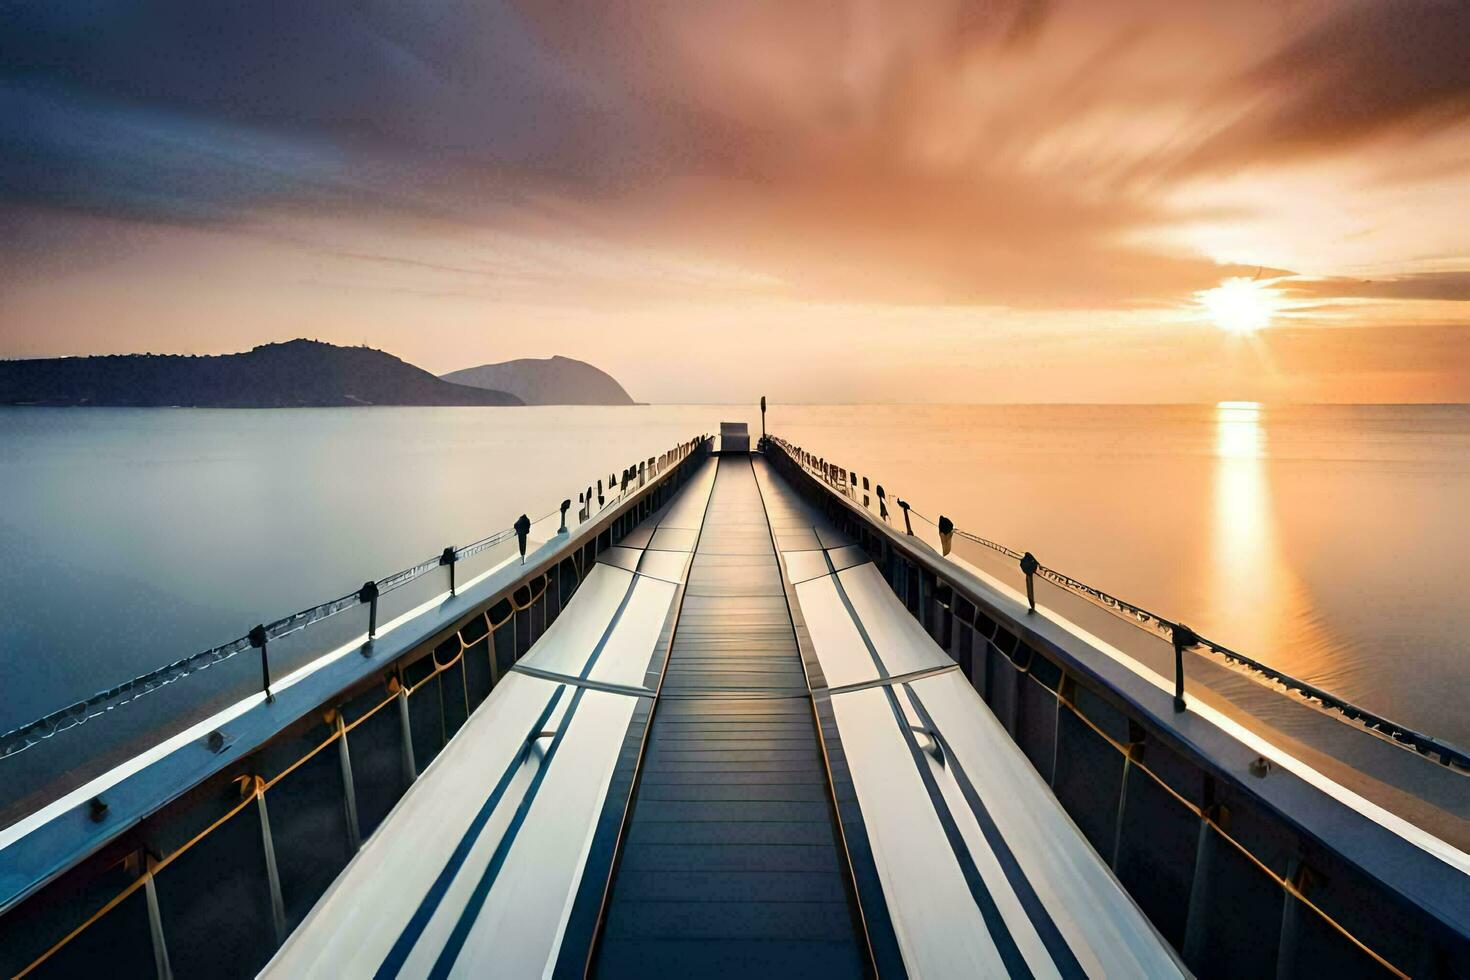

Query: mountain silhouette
[442,355,634,405]
[0,340,524,407]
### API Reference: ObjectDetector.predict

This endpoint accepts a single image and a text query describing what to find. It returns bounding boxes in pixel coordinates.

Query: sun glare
[1198,277,1277,335]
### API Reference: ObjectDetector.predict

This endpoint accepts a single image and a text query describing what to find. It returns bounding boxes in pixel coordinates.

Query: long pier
[259,450,1186,977]
[590,456,867,975]
[1,433,1466,978]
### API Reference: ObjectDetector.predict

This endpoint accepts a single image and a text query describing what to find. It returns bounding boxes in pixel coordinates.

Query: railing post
[876,485,889,522]
[335,711,362,852]
[359,580,379,641]
[249,624,273,702]
[760,395,766,440]
[559,498,571,534]
[440,546,458,596]
[143,863,174,980]
[1276,856,1303,979]
[1183,809,1217,965]
[1171,623,1198,712]
[897,498,913,535]
[1019,553,1039,613]
[938,516,954,556]
[254,781,288,943]
[515,513,531,563]
[397,683,417,785]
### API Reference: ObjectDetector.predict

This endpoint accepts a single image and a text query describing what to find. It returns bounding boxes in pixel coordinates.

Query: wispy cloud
[1283,271,1470,303]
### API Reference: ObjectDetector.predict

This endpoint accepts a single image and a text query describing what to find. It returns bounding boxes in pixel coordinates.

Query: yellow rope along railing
[509,575,549,612]
[16,773,265,979]
[1052,680,1409,979]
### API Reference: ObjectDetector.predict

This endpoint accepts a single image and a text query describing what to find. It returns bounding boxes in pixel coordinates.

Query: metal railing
[761,436,1463,979]
[0,436,708,766]
[0,433,715,979]
[766,435,1470,771]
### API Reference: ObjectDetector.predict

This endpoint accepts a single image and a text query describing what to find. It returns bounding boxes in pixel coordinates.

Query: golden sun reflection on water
[1209,402,1340,685]
[1215,400,1266,459]
[1209,401,1294,657]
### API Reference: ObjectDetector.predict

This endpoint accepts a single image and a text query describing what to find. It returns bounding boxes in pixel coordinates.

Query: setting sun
[1198,277,1278,335]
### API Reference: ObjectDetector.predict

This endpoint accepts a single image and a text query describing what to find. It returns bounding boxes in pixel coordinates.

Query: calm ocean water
[2,403,1467,749]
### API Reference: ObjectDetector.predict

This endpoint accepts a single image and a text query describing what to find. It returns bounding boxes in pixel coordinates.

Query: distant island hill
[0,340,635,408]
[441,356,634,406]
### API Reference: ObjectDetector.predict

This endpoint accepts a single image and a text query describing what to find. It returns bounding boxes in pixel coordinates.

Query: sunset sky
[3,0,1469,403]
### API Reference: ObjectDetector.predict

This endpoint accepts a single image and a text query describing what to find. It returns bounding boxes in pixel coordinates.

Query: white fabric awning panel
[596,546,642,572]
[795,574,881,690]
[782,548,832,585]
[794,563,951,689]
[909,670,1184,978]
[795,540,1186,979]
[831,685,1022,978]
[648,526,699,552]
[586,576,677,690]
[635,548,691,584]
[654,458,717,530]
[262,673,638,978]
[836,563,954,679]
[517,564,634,680]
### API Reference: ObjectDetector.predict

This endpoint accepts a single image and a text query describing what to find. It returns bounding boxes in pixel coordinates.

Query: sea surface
[2,403,1467,753]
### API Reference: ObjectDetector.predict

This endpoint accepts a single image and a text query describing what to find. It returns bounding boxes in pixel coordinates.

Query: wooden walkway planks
[593,456,866,979]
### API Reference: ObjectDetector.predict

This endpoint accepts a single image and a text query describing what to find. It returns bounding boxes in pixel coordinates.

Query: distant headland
[0,341,634,408]
[441,355,635,405]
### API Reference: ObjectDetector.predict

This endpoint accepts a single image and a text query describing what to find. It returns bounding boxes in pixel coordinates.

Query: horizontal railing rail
[766,435,1470,771]
[0,435,709,765]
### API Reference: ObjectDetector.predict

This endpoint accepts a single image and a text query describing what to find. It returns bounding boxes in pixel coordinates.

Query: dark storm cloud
[0,0,664,224]
[1180,0,1470,171]
[0,0,1067,219]
[0,83,349,221]
[0,1,573,152]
